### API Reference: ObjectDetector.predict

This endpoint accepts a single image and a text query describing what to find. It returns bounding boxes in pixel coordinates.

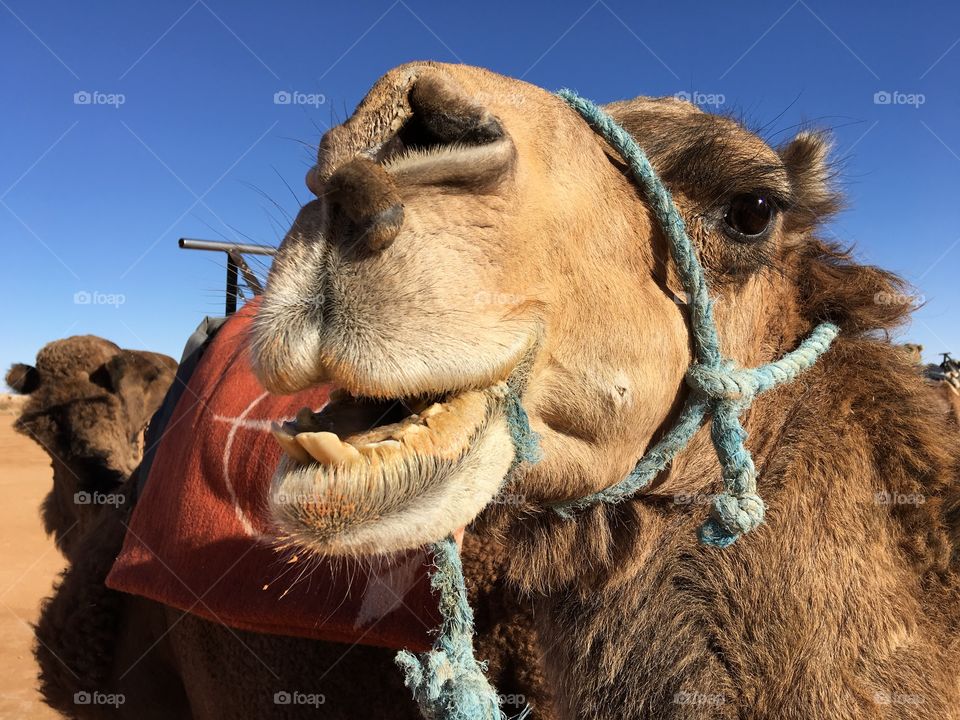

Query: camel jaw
[268,382,515,557]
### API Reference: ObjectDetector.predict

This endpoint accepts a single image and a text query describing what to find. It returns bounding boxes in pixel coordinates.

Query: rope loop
[396,537,506,720]
[552,90,839,548]
[396,389,539,720]
[686,360,759,404]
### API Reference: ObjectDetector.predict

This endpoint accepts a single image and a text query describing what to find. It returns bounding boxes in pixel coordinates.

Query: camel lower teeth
[419,403,445,419]
[271,424,313,465]
[296,431,361,465]
[270,396,461,466]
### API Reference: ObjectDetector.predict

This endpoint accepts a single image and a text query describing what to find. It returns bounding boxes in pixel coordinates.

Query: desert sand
[0,399,64,719]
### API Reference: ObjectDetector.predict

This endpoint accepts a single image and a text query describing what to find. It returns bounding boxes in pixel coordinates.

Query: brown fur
[483,334,960,718]
[250,63,960,718]
[8,336,177,558]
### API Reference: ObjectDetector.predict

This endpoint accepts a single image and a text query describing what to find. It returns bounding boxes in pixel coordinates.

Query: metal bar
[225,255,239,315]
[179,237,273,315]
[227,250,264,295]
[179,237,276,256]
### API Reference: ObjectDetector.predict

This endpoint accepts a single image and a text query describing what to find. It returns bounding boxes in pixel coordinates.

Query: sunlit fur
[254,62,960,719]
[6,336,176,558]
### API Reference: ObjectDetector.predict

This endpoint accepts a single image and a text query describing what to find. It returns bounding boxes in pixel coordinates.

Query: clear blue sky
[2,0,958,381]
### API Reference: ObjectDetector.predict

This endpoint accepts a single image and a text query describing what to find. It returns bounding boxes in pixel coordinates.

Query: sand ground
[0,406,64,719]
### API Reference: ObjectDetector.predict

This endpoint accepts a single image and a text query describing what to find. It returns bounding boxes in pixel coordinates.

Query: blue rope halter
[396,91,839,720]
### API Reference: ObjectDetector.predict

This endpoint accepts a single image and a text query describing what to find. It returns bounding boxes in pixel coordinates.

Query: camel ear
[779,131,842,232]
[100,351,177,429]
[6,363,40,394]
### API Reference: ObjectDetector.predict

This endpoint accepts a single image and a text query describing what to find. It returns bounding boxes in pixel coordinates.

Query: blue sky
[2,0,958,381]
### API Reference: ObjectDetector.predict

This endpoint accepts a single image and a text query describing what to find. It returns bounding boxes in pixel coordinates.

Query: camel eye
[723,193,774,240]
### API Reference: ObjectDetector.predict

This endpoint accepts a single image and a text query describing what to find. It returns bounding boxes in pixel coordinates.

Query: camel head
[7,336,176,551]
[251,62,909,557]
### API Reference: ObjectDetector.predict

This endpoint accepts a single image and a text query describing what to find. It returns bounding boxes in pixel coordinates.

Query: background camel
[6,337,177,559]
[249,63,960,719]
[900,345,960,424]
[925,353,960,422]
[9,336,551,718]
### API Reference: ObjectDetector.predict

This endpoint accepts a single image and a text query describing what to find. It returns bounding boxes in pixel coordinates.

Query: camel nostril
[325,157,404,254]
[405,73,504,148]
[305,166,323,197]
[360,202,404,253]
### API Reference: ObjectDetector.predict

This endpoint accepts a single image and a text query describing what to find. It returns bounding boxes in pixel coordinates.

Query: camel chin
[268,382,516,557]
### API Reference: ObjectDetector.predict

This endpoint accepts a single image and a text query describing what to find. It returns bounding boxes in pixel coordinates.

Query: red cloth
[106,300,438,651]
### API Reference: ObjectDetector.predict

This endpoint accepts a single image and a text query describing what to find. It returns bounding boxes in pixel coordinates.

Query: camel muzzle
[303,67,510,257]
[323,157,404,255]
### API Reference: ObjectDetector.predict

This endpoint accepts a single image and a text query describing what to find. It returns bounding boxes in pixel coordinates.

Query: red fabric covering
[106,300,438,651]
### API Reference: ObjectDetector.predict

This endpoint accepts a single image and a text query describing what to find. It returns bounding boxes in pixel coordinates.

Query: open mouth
[268,382,516,556]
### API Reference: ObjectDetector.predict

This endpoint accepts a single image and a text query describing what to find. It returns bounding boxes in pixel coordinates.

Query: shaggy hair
[7,336,177,557]
[479,240,960,718]
[34,487,552,719]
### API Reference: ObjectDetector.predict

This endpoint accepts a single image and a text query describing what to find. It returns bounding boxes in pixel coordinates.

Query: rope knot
[395,537,506,719]
[698,491,766,548]
[685,360,758,404]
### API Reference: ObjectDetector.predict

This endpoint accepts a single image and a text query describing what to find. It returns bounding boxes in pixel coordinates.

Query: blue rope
[397,90,839,720]
[396,390,538,720]
[395,536,504,720]
[552,90,838,547]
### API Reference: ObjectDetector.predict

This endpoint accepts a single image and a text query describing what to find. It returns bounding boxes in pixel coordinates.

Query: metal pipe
[178,238,276,256]
[179,237,275,315]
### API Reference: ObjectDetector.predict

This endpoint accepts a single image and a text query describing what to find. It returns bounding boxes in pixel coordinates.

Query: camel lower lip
[268,382,511,554]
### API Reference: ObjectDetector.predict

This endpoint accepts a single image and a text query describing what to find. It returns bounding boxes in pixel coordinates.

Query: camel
[10,336,551,718]
[6,336,177,559]
[249,62,960,719]
[925,353,960,423]
[900,345,960,424]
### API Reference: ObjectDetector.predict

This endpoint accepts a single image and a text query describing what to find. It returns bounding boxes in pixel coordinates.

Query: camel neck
[45,454,125,558]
